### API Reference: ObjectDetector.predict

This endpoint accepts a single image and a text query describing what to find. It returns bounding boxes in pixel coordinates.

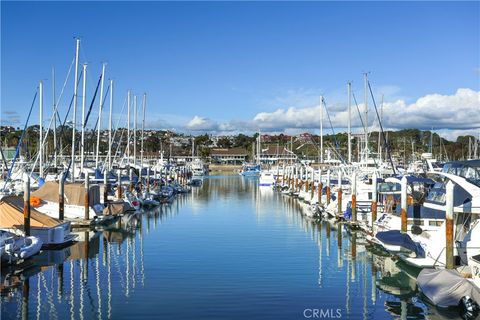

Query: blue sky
[1,1,479,137]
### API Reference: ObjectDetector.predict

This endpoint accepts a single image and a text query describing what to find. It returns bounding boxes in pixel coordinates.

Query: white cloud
[147,88,480,140]
[186,116,219,131]
[251,88,480,133]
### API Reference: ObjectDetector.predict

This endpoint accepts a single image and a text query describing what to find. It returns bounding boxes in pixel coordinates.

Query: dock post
[446,180,454,269]
[103,170,108,206]
[294,167,298,191]
[400,176,407,233]
[310,170,315,199]
[337,170,343,216]
[147,168,150,192]
[117,169,122,199]
[305,168,309,192]
[326,169,331,205]
[23,176,31,236]
[317,169,322,205]
[84,174,90,220]
[59,173,65,220]
[371,171,378,228]
[351,171,357,223]
[129,167,133,192]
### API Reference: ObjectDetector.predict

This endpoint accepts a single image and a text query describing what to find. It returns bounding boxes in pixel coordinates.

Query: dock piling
[129,168,133,192]
[337,170,343,216]
[351,171,357,222]
[84,174,90,220]
[446,180,454,269]
[23,176,31,236]
[400,176,407,233]
[147,168,150,192]
[326,169,331,205]
[103,170,108,206]
[371,171,378,228]
[59,173,64,220]
[117,169,122,199]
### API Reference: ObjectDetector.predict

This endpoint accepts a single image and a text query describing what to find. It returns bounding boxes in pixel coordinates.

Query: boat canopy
[0,196,64,229]
[375,230,425,257]
[417,268,480,307]
[32,181,101,207]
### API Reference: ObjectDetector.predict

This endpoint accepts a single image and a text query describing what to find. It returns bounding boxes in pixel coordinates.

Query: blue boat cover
[376,230,425,257]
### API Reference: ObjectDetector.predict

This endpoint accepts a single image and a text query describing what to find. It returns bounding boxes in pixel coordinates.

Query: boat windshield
[378,182,400,193]
[441,160,480,187]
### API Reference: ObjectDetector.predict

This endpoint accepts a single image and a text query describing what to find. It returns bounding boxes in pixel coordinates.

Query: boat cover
[417,268,480,307]
[0,196,64,228]
[32,181,100,207]
[375,230,425,257]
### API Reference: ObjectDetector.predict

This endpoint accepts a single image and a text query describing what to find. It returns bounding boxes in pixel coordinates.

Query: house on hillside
[210,148,248,164]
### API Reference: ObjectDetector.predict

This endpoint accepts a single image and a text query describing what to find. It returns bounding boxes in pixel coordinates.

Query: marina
[1,175,475,320]
[1,1,479,319]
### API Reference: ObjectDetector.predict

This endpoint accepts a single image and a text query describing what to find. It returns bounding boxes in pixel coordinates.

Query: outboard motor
[459,296,479,319]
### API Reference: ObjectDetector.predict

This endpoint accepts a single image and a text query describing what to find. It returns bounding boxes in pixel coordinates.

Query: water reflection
[0,175,466,319]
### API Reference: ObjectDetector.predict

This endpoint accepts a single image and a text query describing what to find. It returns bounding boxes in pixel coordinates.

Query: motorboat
[259,171,275,186]
[0,230,42,265]
[239,164,261,176]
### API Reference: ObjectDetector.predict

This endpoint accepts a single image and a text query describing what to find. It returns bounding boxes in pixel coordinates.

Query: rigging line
[57,69,84,147]
[323,98,346,164]
[88,85,112,163]
[352,92,366,130]
[83,73,102,128]
[110,95,128,149]
[91,84,111,133]
[54,57,75,125]
[4,90,37,189]
[367,81,396,175]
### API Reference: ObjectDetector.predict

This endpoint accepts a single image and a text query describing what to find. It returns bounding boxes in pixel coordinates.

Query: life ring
[30,196,42,207]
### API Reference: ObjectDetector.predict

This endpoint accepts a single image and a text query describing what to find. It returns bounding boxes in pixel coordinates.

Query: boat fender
[30,196,42,207]
[411,225,423,235]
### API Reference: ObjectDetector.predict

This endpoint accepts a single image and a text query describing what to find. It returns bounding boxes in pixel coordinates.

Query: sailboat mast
[127,90,131,162]
[52,67,57,168]
[39,80,43,178]
[257,131,261,165]
[80,63,87,175]
[95,63,106,169]
[71,38,80,182]
[108,80,113,171]
[141,93,146,168]
[363,73,369,165]
[378,94,383,163]
[134,95,137,167]
[320,96,324,163]
[347,83,352,163]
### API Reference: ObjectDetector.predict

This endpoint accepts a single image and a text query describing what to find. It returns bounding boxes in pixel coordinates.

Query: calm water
[0,175,463,319]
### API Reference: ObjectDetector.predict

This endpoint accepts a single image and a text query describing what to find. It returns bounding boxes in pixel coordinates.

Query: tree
[217,137,232,148]
[194,134,211,147]
[233,134,255,149]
